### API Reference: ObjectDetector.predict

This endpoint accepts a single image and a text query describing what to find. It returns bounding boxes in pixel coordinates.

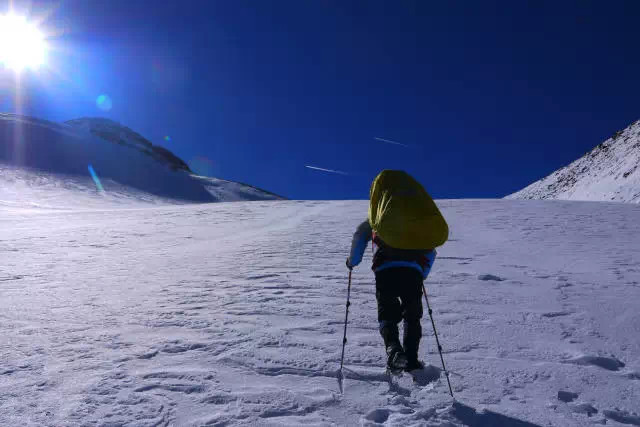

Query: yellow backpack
[368,170,448,250]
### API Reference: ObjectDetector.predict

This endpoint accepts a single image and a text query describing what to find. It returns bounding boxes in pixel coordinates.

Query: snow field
[1,199,639,426]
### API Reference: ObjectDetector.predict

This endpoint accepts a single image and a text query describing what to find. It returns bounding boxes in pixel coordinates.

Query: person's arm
[346,220,372,269]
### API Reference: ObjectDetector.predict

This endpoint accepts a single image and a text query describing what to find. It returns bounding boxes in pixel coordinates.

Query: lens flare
[0,14,47,71]
[164,135,171,142]
[96,94,112,111]
[88,165,104,192]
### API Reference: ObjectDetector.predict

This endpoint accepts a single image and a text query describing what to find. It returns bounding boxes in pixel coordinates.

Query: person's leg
[375,269,406,368]
[398,269,424,368]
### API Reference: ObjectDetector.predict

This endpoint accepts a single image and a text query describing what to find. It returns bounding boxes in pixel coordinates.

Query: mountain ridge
[65,117,193,173]
[507,119,640,203]
[0,113,283,208]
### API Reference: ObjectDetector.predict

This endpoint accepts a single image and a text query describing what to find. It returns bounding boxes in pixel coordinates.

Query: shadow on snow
[450,401,542,427]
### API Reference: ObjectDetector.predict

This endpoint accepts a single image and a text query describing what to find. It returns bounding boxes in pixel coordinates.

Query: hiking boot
[387,347,408,371]
[403,319,422,369]
[380,322,407,370]
[404,358,425,372]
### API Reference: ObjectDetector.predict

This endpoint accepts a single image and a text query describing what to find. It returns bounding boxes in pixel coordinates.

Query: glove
[346,258,353,270]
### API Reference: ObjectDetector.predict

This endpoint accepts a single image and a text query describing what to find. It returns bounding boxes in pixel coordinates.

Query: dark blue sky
[3,0,640,199]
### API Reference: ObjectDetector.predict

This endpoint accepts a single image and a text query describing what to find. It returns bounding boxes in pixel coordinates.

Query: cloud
[305,165,349,176]
[374,137,409,147]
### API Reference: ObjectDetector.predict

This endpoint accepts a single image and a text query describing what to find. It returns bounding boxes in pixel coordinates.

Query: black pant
[375,267,423,323]
[375,267,423,360]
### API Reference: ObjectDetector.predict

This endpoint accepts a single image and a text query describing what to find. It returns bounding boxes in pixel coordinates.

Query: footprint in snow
[246,273,280,280]
[557,390,579,403]
[161,342,207,354]
[603,409,640,426]
[479,396,502,405]
[134,383,205,394]
[137,350,158,360]
[565,355,625,371]
[363,408,391,424]
[570,403,598,417]
[626,371,640,380]
[0,275,24,282]
[542,311,572,318]
[477,274,504,282]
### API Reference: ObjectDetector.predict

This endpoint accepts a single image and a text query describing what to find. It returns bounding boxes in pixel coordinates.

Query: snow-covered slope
[0,114,282,208]
[508,119,640,203]
[65,118,192,173]
[1,199,639,426]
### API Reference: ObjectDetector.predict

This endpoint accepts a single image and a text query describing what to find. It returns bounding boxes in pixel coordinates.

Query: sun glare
[0,14,47,72]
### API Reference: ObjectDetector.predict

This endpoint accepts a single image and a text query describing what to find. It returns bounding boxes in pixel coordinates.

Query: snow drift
[508,119,640,203]
[0,114,282,208]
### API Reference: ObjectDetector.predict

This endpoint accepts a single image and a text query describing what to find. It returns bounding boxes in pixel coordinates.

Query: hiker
[346,170,448,372]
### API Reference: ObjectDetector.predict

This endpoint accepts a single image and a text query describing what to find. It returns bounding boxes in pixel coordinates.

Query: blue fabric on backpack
[374,250,437,279]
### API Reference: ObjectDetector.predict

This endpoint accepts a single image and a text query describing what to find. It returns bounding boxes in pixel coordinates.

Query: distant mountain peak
[65,117,192,173]
[0,113,283,207]
[507,119,640,203]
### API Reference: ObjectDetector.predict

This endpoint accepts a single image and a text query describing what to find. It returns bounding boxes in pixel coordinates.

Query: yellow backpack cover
[368,170,448,250]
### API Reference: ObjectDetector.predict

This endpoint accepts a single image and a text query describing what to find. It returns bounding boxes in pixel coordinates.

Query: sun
[0,14,47,72]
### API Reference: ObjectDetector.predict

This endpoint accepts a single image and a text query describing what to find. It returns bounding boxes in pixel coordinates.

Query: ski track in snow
[1,199,639,426]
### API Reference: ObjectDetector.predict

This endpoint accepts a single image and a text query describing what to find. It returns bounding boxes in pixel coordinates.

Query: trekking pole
[337,269,353,393]
[423,284,454,398]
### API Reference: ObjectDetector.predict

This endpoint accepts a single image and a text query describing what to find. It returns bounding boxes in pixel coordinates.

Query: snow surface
[0,113,282,207]
[1,198,639,426]
[508,119,640,203]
